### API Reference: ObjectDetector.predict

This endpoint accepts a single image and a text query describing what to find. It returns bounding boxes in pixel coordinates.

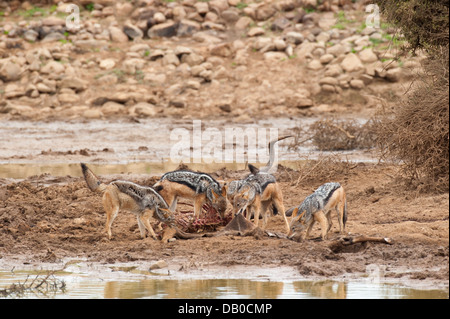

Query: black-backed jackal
[226,136,292,233]
[288,182,348,241]
[231,164,290,233]
[153,170,227,220]
[81,163,173,240]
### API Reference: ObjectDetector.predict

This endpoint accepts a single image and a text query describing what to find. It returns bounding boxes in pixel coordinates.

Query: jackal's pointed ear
[221,184,227,197]
[211,189,219,199]
[291,207,299,218]
[248,164,259,175]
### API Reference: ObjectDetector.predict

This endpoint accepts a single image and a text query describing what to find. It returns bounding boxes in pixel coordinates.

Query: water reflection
[103,279,284,299]
[1,271,448,299]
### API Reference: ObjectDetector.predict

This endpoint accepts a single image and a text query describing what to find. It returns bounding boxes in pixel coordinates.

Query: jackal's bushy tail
[80,163,106,193]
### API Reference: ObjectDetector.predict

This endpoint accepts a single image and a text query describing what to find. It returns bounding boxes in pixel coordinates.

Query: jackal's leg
[304,219,315,240]
[139,211,157,240]
[103,192,119,240]
[193,197,203,220]
[314,211,329,240]
[326,211,333,233]
[272,193,289,233]
[137,216,146,238]
[336,201,345,234]
[252,201,262,228]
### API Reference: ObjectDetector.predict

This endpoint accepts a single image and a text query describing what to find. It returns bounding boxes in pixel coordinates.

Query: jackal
[288,182,347,241]
[153,170,227,220]
[231,164,290,233]
[226,136,292,232]
[81,163,174,240]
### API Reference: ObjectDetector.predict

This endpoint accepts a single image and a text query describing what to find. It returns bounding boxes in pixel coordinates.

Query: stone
[4,84,25,99]
[194,2,209,15]
[340,53,364,73]
[326,43,348,57]
[255,4,276,21]
[109,26,128,42]
[40,61,65,74]
[358,48,378,63]
[58,93,81,104]
[271,17,291,31]
[307,60,323,70]
[285,32,304,45]
[23,29,39,42]
[210,43,232,57]
[60,77,87,92]
[123,24,144,40]
[133,102,157,117]
[83,109,103,119]
[221,10,240,24]
[324,64,342,77]
[42,17,66,27]
[177,19,201,37]
[247,27,265,37]
[99,59,116,70]
[263,52,287,61]
[101,101,125,115]
[0,61,22,82]
[162,53,180,66]
[349,79,365,89]
[320,53,334,64]
[319,77,339,86]
[148,21,178,38]
[235,16,253,30]
[149,260,168,271]
[385,68,402,82]
[36,82,55,93]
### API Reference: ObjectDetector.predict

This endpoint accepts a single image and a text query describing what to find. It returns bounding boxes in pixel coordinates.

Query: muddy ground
[0,161,448,290]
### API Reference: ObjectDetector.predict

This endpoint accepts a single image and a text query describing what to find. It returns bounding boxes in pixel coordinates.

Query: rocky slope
[0,0,423,121]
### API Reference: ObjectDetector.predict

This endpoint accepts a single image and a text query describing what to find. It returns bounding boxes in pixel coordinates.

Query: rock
[263,52,287,61]
[123,24,144,40]
[286,94,313,109]
[133,102,157,117]
[321,84,336,93]
[4,84,25,98]
[271,17,291,31]
[385,68,402,82]
[182,52,205,66]
[324,64,342,77]
[162,53,180,66]
[99,59,116,70]
[235,16,253,30]
[247,27,265,37]
[358,48,378,63]
[36,82,55,93]
[285,32,304,45]
[326,43,348,57]
[149,260,168,271]
[101,101,125,115]
[129,44,150,53]
[307,60,323,70]
[42,17,66,27]
[210,43,232,57]
[109,26,129,42]
[0,61,22,82]
[153,12,167,24]
[148,21,178,38]
[40,61,65,74]
[23,29,39,42]
[320,53,334,64]
[194,2,209,15]
[60,77,87,92]
[255,4,276,21]
[169,99,186,108]
[340,53,364,73]
[58,93,80,104]
[177,19,201,37]
[83,109,103,119]
[221,10,240,24]
[209,0,229,13]
[319,77,339,86]
[349,79,365,89]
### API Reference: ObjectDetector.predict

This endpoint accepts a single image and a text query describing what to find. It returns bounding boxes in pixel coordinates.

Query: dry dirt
[0,161,448,289]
